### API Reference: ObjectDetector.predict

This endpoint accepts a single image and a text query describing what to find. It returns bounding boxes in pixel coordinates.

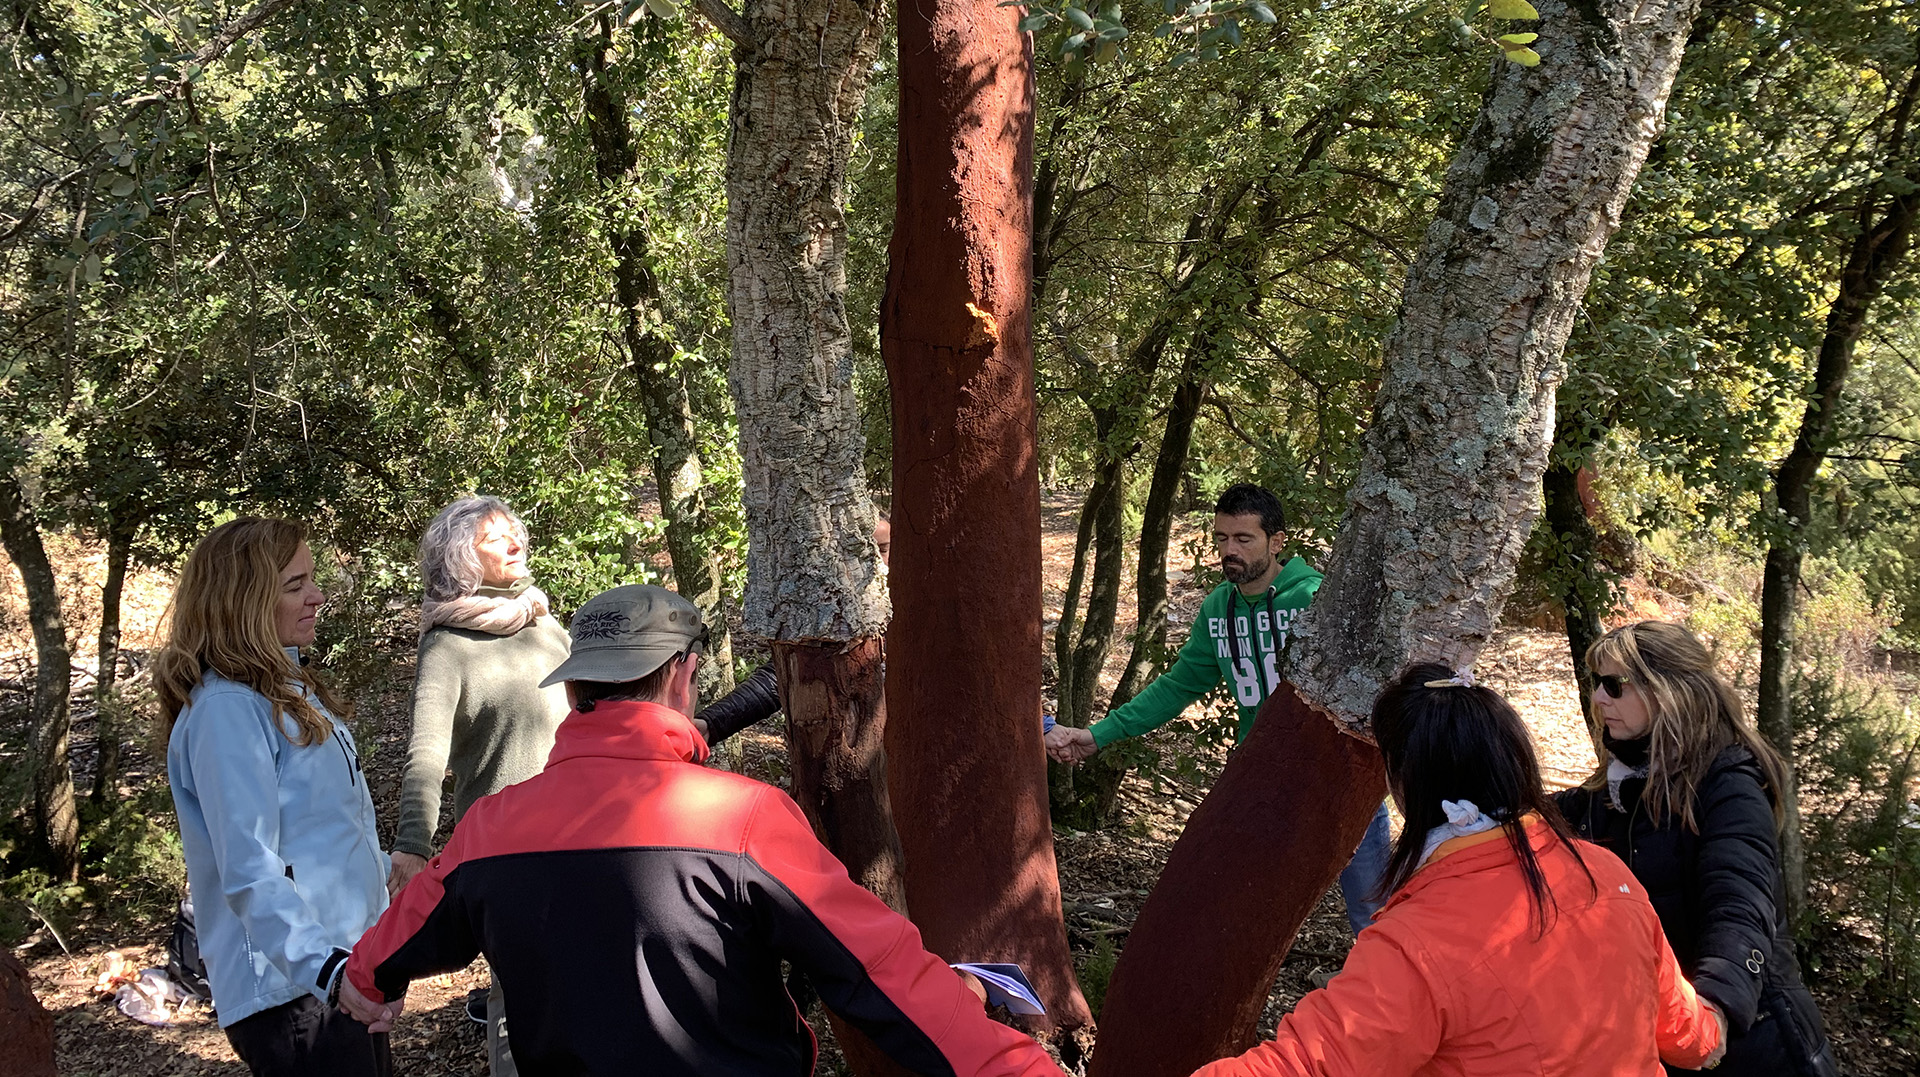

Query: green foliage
[1016,0,1481,533]
[2,0,744,614]
[1,1,746,939]
[0,785,185,947]
[1794,669,1920,1047]
[1078,932,1121,1016]
[1805,328,1920,637]
[1529,0,1920,667]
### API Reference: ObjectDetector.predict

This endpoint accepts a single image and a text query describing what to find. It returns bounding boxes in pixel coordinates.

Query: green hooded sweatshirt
[1088,556,1323,749]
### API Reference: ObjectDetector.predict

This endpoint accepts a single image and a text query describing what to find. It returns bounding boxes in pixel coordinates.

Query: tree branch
[693,0,750,46]
[1206,398,1263,450]
[121,0,306,115]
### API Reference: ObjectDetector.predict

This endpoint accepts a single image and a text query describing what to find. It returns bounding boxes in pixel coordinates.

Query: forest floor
[3,493,1912,1075]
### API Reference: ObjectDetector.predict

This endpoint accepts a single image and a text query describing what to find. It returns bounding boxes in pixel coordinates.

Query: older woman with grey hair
[388,495,570,1073]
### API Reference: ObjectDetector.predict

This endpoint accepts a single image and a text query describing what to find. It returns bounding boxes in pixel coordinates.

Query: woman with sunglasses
[1557,621,1837,1076]
[1193,662,1722,1077]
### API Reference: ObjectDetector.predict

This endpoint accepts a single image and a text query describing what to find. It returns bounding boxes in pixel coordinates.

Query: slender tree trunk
[1052,475,1107,725]
[1757,78,1918,915]
[89,517,134,804]
[577,17,734,699]
[1542,459,1606,716]
[0,472,79,879]
[1063,447,1126,728]
[881,0,1092,1041]
[1114,339,1209,707]
[1052,344,1210,832]
[1047,453,1129,830]
[1091,3,1702,1071]
[719,0,895,891]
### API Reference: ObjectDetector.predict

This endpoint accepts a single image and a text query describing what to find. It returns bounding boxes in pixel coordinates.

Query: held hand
[956,969,989,1007]
[1702,1000,1728,1069]
[1045,725,1097,765]
[338,974,405,1033]
[386,851,429,898]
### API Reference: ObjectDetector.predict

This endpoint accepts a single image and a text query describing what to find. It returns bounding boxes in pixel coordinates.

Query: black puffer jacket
[695,663,781,746]
[1555,746,1837,1077]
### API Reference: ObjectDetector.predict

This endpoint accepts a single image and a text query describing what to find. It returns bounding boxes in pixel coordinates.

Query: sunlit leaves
[1450,0,1544,67]
[1485,0,1539,20]
[1002,0,1281,71]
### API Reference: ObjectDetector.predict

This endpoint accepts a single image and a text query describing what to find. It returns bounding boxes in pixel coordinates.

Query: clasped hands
[337,973,405,1033]
[1044,724,1098,765]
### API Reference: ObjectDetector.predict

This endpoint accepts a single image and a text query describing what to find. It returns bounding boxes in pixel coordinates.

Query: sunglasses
[1592,672,1632,699]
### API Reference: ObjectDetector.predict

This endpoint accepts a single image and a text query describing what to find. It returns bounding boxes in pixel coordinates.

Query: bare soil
[4,499,1907,1075]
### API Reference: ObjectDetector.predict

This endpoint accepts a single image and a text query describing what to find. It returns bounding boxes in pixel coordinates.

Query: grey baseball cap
[538,584,707,688]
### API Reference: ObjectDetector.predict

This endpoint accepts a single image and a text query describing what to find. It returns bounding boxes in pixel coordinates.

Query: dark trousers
[224,995,392,1077]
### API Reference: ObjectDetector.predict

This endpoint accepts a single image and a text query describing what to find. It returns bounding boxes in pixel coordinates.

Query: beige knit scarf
[419,579,551,640]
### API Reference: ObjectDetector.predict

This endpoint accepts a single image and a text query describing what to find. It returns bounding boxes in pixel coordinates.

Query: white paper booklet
[948,962,1047,1016]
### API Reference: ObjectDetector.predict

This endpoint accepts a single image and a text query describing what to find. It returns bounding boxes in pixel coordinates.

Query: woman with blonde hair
[156,518,389,1076]
[1556,620,1837,1076]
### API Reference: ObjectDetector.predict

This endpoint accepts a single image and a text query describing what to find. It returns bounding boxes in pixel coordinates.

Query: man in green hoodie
[1045,483,1391,936]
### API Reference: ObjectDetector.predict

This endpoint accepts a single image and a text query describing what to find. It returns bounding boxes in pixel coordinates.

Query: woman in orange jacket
[1193,662,1726,1077]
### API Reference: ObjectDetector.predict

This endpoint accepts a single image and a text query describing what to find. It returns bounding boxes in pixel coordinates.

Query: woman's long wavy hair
[1582,620,1789,832]
[153,518,345,746]
[1374,662,1594,936]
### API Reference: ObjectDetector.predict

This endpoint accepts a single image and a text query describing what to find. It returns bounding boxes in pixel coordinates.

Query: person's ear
[1268,529,1287,557]
[673,652,701,712]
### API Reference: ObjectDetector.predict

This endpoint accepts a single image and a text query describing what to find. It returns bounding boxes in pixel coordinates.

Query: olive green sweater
[392,616,572,859]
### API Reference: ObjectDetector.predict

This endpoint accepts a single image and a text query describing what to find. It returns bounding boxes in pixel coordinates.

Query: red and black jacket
[346,700,1060,1077]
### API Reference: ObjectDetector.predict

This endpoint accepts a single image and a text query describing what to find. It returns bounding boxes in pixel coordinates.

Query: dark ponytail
[1371,662,1594,936]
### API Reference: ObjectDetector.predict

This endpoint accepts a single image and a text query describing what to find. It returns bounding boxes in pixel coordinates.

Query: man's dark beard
[1221,555,1270,585]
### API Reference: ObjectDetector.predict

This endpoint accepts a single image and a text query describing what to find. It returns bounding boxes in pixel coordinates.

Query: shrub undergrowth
[1794,669,1920,1049]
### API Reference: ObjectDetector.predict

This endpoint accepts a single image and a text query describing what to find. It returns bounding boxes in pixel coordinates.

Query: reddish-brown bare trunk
[879,0,1092,1037]
[771,638,906,912]
[1087,688,1384,1075]
[771,638,912,1077]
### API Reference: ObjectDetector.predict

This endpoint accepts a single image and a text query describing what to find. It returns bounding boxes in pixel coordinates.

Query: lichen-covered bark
[1290,0,1701,728]
[719,0,904,1007]
[726,0,888,645]
[880,0,1092,1038]
[1090,3,1701,1073]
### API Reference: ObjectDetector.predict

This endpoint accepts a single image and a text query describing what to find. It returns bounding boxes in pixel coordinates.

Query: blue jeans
[1335,802,1393,936]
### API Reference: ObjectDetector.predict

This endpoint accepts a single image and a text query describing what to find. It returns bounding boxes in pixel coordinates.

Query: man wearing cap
[338,585,1062,1077]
